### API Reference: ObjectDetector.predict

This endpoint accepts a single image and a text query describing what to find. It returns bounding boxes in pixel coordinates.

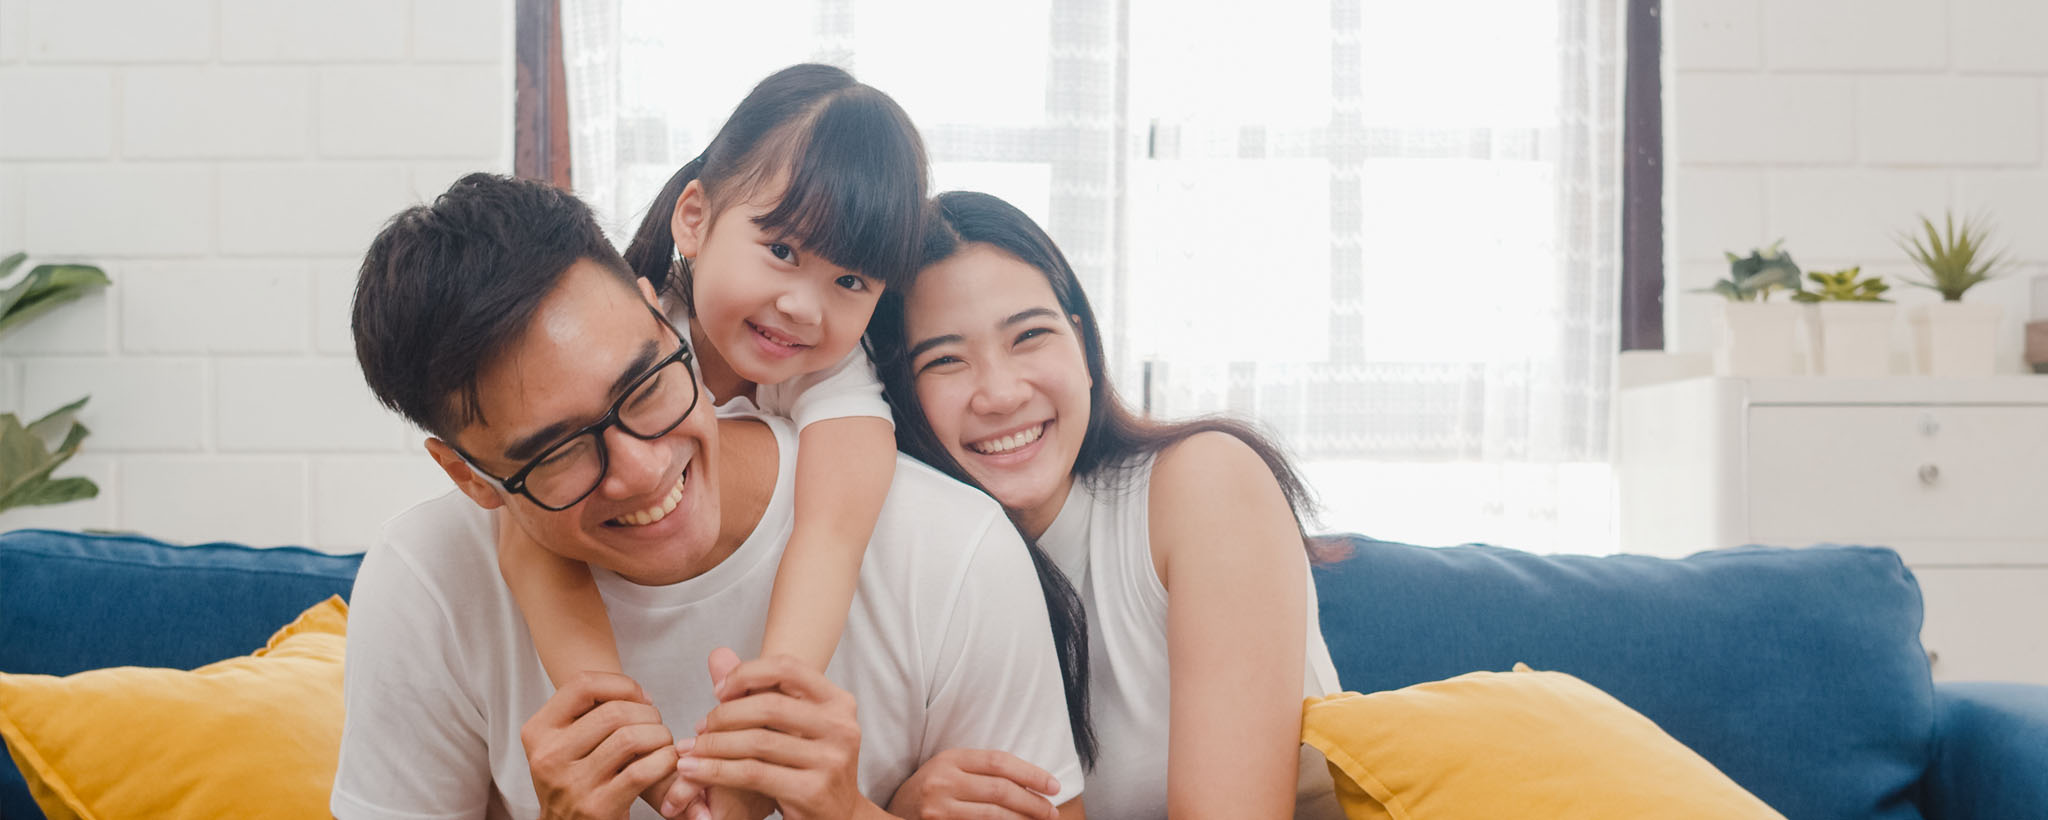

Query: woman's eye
[768,243,796,263]
[916,355,962,373]
[835,274,870,292]
[1015,327,1051,345]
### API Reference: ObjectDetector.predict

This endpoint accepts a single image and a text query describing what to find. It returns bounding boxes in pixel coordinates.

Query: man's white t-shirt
[331,415,1083,820]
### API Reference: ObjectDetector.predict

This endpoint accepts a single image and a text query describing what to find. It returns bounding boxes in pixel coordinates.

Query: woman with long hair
[870,191,1343,819]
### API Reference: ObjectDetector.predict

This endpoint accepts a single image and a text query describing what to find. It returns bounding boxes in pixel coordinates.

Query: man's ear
[671,179,710,259]
[424,437,506,511]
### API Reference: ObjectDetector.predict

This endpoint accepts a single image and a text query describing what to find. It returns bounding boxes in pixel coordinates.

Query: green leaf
[26,396,88,442]
[0,264,111,337]
[0,401,94,513]
[1,476,99,511]
[0,252,26,283]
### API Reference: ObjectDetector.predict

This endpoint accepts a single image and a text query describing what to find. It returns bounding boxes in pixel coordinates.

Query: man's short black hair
[353,172,639,439]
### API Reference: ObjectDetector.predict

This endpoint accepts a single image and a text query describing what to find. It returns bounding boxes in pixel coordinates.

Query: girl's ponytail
[621,153,707,311]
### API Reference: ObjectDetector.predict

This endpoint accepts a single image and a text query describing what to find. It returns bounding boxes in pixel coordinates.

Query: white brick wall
[0,0,513,551]
[1669,0,2048,372]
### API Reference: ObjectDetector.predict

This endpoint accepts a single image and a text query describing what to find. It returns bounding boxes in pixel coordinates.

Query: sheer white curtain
[562,0,1625,553]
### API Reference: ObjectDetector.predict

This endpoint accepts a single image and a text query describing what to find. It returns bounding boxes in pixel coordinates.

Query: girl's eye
[768,243,796,263]
[835,274,870,293]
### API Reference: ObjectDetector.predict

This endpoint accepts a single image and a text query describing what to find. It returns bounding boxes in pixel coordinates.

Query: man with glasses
[334,174,1082,820]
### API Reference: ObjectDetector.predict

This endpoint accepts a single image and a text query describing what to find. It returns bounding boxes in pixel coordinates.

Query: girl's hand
[884,748,1062,820]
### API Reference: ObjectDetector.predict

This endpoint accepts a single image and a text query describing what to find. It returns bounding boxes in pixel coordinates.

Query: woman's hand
[885,748,1063,820]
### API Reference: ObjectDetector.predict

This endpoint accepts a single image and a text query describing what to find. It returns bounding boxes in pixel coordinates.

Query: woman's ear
[671,179,710,258]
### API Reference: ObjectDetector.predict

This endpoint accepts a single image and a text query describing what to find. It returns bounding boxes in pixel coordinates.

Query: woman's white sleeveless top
[1036,455,1344,820]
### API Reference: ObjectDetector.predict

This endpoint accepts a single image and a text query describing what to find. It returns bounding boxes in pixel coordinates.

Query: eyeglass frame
[455,301,701,512]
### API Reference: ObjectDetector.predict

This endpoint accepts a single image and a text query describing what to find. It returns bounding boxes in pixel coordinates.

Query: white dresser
[1617,376,2048,684]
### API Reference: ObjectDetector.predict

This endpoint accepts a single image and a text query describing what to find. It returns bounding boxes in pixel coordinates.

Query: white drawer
[1746,405,2048,543]
[1914,566,2048,685]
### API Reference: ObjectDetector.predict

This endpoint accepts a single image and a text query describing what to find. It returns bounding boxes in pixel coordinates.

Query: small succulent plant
[1706,240,1803,302]
[1898,212,2006,302]
[1792,267,1890,303]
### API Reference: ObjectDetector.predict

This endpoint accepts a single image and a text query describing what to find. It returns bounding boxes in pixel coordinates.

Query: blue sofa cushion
[1924,682,2048,820]
[0,528,363,820]
[1314,537,1934,820]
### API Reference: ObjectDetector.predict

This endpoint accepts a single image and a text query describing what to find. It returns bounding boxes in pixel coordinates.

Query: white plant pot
[1806,302,1897,378]
[1912,301,2002,377]
[1714,301,1804,377]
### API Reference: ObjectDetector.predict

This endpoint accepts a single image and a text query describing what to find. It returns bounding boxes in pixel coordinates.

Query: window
[561,0,1627,552]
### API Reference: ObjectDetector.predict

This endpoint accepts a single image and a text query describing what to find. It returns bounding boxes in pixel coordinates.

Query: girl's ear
[671,179,711,258]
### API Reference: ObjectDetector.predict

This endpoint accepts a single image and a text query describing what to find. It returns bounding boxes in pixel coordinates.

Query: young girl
[495,64,923,813]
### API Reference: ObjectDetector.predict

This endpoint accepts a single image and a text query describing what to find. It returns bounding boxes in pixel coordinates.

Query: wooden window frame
[515,0,572,188]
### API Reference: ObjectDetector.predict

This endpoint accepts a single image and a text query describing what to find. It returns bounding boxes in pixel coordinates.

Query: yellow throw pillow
[1301,664,1785,820]
[0,596,348,820]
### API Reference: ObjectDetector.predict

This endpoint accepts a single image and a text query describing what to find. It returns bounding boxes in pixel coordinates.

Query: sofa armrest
[1922,681,2048,820]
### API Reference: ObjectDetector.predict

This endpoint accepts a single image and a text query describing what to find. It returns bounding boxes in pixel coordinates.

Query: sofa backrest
[1313,536,1934,820]
[0,528,364,820]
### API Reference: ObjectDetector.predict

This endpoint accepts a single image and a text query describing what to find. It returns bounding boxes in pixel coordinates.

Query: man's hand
[522,671,682,820]
[674,648,870,820]
[885,749,1062,820]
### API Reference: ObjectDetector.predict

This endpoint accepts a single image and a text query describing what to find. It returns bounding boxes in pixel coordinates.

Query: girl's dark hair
[872,191,1326,548]
[621,64,927,314]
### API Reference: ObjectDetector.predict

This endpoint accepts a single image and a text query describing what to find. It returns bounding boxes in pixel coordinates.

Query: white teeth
[609,472,688,527]
[969,423,1044,455]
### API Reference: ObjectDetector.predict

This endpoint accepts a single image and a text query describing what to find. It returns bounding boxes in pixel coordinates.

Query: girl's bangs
[750,90,925,290]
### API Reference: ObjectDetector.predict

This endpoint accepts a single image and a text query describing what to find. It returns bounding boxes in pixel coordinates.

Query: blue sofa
[2,528,2044,820]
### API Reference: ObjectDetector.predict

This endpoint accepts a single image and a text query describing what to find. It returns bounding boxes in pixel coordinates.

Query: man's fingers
[697,690,833,737]
[527,670,651,732]
[537,698,666,768]
[675,754,798,800]
[605,745,681,812]
[712,653,843,704]
[952,749,1060,796]
[687,726,825,770]
[586,722,676,776]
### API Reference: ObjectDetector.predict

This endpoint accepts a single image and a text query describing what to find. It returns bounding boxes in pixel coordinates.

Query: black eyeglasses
[460,303,701,511]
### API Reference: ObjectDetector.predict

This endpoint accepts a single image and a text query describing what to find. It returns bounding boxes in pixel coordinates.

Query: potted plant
[1704,241,1805,377]
[1899,212,2007,377]
[0,251,110,515]
[1793,267,1894,377]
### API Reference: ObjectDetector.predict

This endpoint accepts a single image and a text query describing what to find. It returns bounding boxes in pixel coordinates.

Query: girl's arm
[502,526,701,818]
[497,524,624,683]
[1151,432,1309,820]
[764,414,896,671]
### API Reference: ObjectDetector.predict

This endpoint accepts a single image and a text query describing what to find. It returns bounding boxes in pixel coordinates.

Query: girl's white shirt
[682,311,893,429]
[1038,453,1345,820]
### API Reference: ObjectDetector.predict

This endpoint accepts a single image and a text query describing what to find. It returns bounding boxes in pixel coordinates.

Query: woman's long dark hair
[869,192,1333,772]
[871,191,1326,549]
[620,64,927,313]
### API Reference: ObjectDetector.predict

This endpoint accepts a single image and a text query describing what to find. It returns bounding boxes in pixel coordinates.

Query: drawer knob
[1920,415,1940,436]
[1918,464,1941,485]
